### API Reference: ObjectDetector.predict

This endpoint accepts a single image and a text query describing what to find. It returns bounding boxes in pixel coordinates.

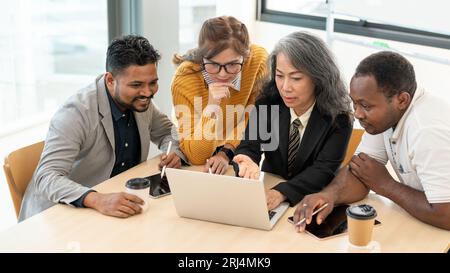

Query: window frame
[257,0,450,50]
[107,0,142,41]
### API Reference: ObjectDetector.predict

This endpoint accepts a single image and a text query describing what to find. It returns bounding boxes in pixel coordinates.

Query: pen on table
[206,159,212,174]
[295,203,329,226]
[160,141,172,178]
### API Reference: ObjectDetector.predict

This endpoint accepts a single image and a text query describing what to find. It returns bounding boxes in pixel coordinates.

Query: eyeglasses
[202,59,244,74]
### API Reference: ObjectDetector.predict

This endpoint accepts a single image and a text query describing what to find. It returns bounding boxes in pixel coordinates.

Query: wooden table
[0,157,448,252]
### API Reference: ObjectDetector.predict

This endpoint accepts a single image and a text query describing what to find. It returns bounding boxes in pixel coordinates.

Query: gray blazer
[19,75,185,221]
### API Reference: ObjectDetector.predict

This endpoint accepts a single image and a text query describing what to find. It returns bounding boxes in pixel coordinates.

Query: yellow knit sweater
[171,44,268,165]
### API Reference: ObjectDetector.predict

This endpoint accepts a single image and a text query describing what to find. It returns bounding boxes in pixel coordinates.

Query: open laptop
[165,168,289,230]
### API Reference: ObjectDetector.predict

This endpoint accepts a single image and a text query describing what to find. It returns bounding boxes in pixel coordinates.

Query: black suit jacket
[235,101,353,205]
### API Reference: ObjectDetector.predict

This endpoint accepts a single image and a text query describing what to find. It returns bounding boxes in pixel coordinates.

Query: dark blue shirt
[106,88,141,177]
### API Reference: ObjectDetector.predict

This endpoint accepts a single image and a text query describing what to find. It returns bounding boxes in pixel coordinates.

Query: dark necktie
[288,118,302,174]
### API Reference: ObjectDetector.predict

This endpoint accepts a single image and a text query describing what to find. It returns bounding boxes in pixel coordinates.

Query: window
[259,0,450,50]
[0,0,108,135]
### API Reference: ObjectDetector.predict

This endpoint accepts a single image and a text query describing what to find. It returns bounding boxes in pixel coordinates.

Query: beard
[114,86,153,112]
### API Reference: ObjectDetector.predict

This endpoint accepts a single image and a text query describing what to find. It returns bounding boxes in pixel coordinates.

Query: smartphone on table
[145,173,171,198]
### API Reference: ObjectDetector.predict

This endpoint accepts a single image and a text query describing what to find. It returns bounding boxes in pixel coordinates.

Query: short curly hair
[353,51,417,98]
[106,35,161,75]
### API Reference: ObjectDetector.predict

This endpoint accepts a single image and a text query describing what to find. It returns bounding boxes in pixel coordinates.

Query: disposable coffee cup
[125,178,150,212]
[346,204,377,247]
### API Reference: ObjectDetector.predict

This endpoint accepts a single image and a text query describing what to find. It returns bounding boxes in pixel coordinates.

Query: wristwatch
[213,145,235,164]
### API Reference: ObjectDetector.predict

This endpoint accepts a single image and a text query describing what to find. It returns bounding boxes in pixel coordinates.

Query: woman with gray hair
[233,31,353,210]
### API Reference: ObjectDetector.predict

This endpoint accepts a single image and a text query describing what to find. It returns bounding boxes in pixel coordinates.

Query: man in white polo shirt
[293,51,450,231]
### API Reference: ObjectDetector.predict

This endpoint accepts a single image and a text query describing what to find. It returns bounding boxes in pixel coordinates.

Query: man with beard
[293,51,450,231]
[19,35,186,221]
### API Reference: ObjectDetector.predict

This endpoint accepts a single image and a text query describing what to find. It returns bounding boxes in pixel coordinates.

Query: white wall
[140,0,179,116]
[140,0,179,157]
[215,0,256,36]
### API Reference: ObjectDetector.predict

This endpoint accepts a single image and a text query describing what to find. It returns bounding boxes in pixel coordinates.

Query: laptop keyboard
[268,210,277,220]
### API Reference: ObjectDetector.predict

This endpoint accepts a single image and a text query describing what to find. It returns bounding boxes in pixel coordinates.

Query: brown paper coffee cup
[346,204,377,247]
